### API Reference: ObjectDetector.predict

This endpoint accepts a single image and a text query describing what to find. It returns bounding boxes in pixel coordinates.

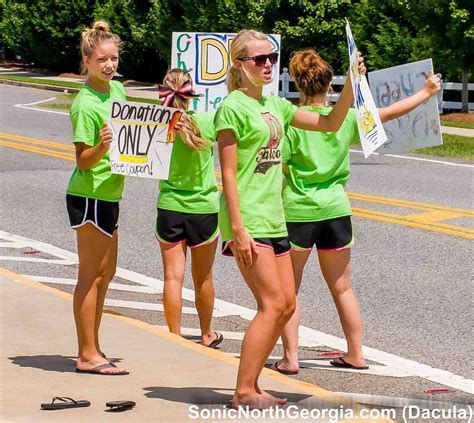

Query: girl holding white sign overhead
[270,49,441,375]
[215,29,365,409]
[155,69,223,349]
[65,21,128,375]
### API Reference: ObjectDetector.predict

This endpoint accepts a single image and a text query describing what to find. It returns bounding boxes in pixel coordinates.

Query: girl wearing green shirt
[271,49,441,374]
[65,21,128,375]
[215,30,365,409]
[156,69,222,349]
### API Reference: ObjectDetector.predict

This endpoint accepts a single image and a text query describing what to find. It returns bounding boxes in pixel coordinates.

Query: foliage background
[1,0,472,85]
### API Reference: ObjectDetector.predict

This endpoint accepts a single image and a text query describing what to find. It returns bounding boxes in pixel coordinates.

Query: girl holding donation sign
[65,21,128,375]
[271,49,441,374]
[156,69,223,349]
[215,30,365,409]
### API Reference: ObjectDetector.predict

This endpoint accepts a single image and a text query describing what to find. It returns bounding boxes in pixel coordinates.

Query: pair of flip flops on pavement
[271,356,369,374]
[76,361,129,375]
[41,397,135,412]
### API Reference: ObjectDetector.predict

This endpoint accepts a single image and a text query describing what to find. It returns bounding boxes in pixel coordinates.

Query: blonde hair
[162,69,210,151]
[80,21,122,75]
[227,29,269,92]
[289,49,333,105]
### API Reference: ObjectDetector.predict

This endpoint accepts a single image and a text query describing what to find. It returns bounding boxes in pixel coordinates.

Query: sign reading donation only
[171,32,281,112]
[368,59,442,154]
[345,20,387,158]
[109,100,182,180]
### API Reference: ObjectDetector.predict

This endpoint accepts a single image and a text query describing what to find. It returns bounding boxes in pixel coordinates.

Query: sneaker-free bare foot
[201,331,223,349]
[330,355,368,370]
[231,391,283,410]
[257,388,287,405]
[270,359,299,375]
[76,355,128,375]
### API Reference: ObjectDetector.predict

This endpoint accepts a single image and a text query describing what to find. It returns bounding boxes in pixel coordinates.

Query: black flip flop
[330,357,369,370]
[106,400,136,412]
[206,331,224,349]
[76,363,129,375]
[271,361,299,375]
[41,396,91,410]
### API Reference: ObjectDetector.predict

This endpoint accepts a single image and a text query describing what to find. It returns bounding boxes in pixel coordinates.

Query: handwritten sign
[368,59,442,154]
[108,100,181,180]
[346,21,387,158]
[171,32,281,112]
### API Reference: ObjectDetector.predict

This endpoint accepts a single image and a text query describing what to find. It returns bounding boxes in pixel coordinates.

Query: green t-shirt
[157,111,219,214]
[282,107,358,222]
[66,80,126,202]
[215,90,297,240]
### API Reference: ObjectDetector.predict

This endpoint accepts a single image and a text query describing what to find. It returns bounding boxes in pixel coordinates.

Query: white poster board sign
[368,59,442,154]
[109,100,181,180]
[171,32,281,112]
[346,21,387,158]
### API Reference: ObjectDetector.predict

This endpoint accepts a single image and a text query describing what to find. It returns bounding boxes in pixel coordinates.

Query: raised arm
[217,129,258,267]
[290,53,366,132]
[379,73,441,123]
[75,123,112,170]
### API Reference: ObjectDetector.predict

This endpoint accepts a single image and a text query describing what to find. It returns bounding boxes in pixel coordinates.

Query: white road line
[1,230,473,394]
[0,256,76,265]
[104,298,198,314]
[22,275,162,294]
[17,97,57,106]
[350,149,474,168]
[0,241,28,248]
[333,392,471,410]
[14,104,69,116]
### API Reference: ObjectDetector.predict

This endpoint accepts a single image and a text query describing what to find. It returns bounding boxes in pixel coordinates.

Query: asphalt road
[1,84,473,406]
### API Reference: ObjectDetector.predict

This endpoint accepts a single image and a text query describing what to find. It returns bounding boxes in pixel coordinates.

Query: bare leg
[94,229,118,356]
[232,248,296,409]
[190,240,221,346]
[160,242,187,335]
[272,249,312,373]
[74,224,126,374]
[318,248,366,368]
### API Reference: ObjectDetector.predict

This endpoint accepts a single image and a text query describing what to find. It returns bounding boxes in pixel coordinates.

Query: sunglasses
[237,52,279,67]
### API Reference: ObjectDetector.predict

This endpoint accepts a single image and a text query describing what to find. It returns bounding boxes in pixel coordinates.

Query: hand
[423,72,441,97]
[99,122,113,150]
[233,228,259,268]
[357,51,366,76]
[174,113,185,131]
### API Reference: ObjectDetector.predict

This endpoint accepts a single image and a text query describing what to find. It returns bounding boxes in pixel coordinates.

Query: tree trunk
[461,69,468,113]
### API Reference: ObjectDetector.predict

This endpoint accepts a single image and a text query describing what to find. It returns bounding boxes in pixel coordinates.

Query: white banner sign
[109,100,181,180]
[368,59,442,154]
[171,32,281,112]
[346,21,387,158]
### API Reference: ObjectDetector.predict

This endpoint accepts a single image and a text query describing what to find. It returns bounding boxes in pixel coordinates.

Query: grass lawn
[0,74,83,89]
[440,120,474,130]
[407,134,474,161]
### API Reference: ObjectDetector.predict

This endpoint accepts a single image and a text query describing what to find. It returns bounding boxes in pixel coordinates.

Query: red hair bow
[158,81,202,107]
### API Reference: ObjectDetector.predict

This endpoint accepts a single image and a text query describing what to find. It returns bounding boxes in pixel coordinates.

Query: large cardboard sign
[346,21,387,158]
[171,32,281,112]
[368,59,442,154]
[109,100,181,180]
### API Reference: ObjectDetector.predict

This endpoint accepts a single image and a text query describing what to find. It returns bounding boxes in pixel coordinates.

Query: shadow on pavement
[143,386,311,406]
[8,355,123,373]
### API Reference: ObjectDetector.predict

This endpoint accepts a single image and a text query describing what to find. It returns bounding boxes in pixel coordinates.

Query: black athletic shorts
[222,237,291,257]
[286,216,353,251]
[66,194,119,237]
[155,208,219,248]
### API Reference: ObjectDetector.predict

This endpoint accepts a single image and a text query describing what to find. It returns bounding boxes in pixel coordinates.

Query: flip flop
[106,400,136,412]
[41,396,91,410]
[76,363,129,375]
[206,331,224,349]
[270,361,299,375]
[330,357,369,370]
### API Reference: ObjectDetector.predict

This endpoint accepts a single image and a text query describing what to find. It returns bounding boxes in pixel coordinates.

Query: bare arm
[217,129,258,267]
[379,73,441,123]
[75,123,112,170]
[290,53,366,132]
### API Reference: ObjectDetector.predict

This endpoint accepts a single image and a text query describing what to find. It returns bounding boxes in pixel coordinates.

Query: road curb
[0,78,80,93]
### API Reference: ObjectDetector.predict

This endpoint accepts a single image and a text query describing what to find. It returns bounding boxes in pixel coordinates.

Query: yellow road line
[349,192,474,217]
[404,210,467,223]
[0,132,75,151]
[352,208,474,239]
[0,140,75,161]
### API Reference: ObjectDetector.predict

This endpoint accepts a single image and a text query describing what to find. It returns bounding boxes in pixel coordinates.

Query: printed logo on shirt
[255,112,282,175]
